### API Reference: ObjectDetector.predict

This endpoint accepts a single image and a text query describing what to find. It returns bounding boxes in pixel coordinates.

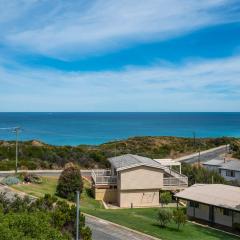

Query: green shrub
[81,226,92,240]
[157,209,172,227]
[160,192,172,207]
[1,176,20,185]
[173,209,187,230]
[56,164,83,201]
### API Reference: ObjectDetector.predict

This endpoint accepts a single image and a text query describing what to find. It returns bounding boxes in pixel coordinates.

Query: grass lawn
[12,177,239,240]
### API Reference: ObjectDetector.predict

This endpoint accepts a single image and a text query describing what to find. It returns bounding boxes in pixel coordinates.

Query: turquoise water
[0,112,239,145]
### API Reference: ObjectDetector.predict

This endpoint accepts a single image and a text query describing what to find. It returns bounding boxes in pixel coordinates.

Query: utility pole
[12,127,20,174]
[193,131,196,148]
[76,191,80,240]
[198,150,200,167]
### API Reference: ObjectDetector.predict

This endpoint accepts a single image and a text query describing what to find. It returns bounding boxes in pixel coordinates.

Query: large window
[226,170,235,177]
[223,209,232,216]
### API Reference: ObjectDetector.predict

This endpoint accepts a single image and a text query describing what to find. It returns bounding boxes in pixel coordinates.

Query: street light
[12,127,20,174]
[76,191,80,240]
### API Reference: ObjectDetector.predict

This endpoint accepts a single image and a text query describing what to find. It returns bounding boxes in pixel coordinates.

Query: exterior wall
[220,169,240,182]
[186,201,240,228]
[119,166,163,190]
[119,189,159,208]
[94,188,118,203]
[202,165,221,172]
[233,212,240,225]
[214,207,233,227]
[187,201,209,221]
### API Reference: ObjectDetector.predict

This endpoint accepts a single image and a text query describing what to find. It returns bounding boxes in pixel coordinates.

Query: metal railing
[163,176,188,187]
[91,169,117,185]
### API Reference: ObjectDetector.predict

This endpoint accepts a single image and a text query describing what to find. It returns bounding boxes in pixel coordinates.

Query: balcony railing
[163,176,188,189]
[91,169,117,185]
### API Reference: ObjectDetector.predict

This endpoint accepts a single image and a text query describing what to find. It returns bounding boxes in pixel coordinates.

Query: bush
[18,172,42,184]
[157,209,172,227]
[173,209,187,230]
[81,226,92,240]
[1,176,20,185]
[56,164,83,201]
[160,192,172,207]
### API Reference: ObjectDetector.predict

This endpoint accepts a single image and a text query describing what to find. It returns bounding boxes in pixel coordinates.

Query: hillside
[0,136,239,170]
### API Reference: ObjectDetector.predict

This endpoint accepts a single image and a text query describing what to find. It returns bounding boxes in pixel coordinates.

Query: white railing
[163,177,188,187]
[91,169,117,185]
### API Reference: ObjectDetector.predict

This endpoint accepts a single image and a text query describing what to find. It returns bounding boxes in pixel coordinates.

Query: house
[91,154,188,208]
[219,160,240,182]
[202,159,225,172]
[175,184,240,228]
[202,159,240,183]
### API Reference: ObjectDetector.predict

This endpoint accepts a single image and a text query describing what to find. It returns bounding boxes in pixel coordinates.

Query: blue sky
[0,0,240,112]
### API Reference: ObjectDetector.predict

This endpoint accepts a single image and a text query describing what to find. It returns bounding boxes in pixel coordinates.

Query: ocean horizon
[0,112,240,146]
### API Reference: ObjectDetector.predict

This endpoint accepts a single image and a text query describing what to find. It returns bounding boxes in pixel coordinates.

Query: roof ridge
[131,154,142,164]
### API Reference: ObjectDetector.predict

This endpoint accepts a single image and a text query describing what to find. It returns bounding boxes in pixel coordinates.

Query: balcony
[163,176,188,190]
[91,169,117,186]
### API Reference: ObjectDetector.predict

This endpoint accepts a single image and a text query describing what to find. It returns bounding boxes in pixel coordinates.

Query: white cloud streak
[0,55,240,111]
[0,0,239,58]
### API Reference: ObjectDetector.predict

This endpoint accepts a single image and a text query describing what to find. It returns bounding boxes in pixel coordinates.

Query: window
[189,201,199,208]
[226,170,235,177]
[223,209,232,216]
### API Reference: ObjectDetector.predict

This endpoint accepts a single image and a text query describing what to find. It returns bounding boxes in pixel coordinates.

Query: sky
[0,0,240,112]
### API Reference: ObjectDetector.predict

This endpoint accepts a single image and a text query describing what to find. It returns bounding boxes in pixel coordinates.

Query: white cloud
[0,55,240,111]
[0,0,239,58]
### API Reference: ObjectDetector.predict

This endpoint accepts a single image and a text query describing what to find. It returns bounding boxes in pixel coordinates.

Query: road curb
[83,212,161,240]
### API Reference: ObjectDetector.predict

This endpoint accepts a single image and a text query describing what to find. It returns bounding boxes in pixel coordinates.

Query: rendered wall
[94,188,118,203]
[119,189,159,208]
[119,166,163,190]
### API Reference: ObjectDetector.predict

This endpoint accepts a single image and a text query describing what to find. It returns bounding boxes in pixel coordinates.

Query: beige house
[91,154,188,208]
[175,184,240,228]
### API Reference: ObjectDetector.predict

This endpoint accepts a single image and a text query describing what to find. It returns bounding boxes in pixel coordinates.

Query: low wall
[94,188,118,204]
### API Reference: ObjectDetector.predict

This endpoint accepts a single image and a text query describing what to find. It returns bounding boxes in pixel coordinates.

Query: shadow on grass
[152,223,182,233]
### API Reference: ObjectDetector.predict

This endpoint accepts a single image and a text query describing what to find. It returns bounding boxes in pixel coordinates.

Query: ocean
[0,112,239,146]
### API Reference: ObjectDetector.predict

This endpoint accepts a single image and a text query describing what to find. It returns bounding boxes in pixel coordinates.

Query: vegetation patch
[0,136,238,170]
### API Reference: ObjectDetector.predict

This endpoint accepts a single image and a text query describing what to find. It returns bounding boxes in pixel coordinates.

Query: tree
[56,163,83,201]
[173,209,187,230]
[157,209,172,227]
[160,192,172,207]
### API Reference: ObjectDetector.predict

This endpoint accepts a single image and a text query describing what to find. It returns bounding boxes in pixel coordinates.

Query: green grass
[12,177,239,240]
[12,176,58,198]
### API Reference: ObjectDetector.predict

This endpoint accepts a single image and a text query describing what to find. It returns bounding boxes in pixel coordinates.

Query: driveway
[86,215,157,240]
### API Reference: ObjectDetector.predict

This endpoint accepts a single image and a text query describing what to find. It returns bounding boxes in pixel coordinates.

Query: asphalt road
[86,215,156,240]
[175,145,229,164]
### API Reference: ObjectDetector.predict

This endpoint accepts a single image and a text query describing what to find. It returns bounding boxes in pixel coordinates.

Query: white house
[219,160,240,182]
[202,159,225,172]
[202,159,240,183]
[175,184,240,228]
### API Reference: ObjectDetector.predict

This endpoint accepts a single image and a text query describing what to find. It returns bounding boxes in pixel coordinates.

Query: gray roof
[219,160,240,171]
[175,184,240,211]
[202,159,224,166]
[108,154,162,171]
